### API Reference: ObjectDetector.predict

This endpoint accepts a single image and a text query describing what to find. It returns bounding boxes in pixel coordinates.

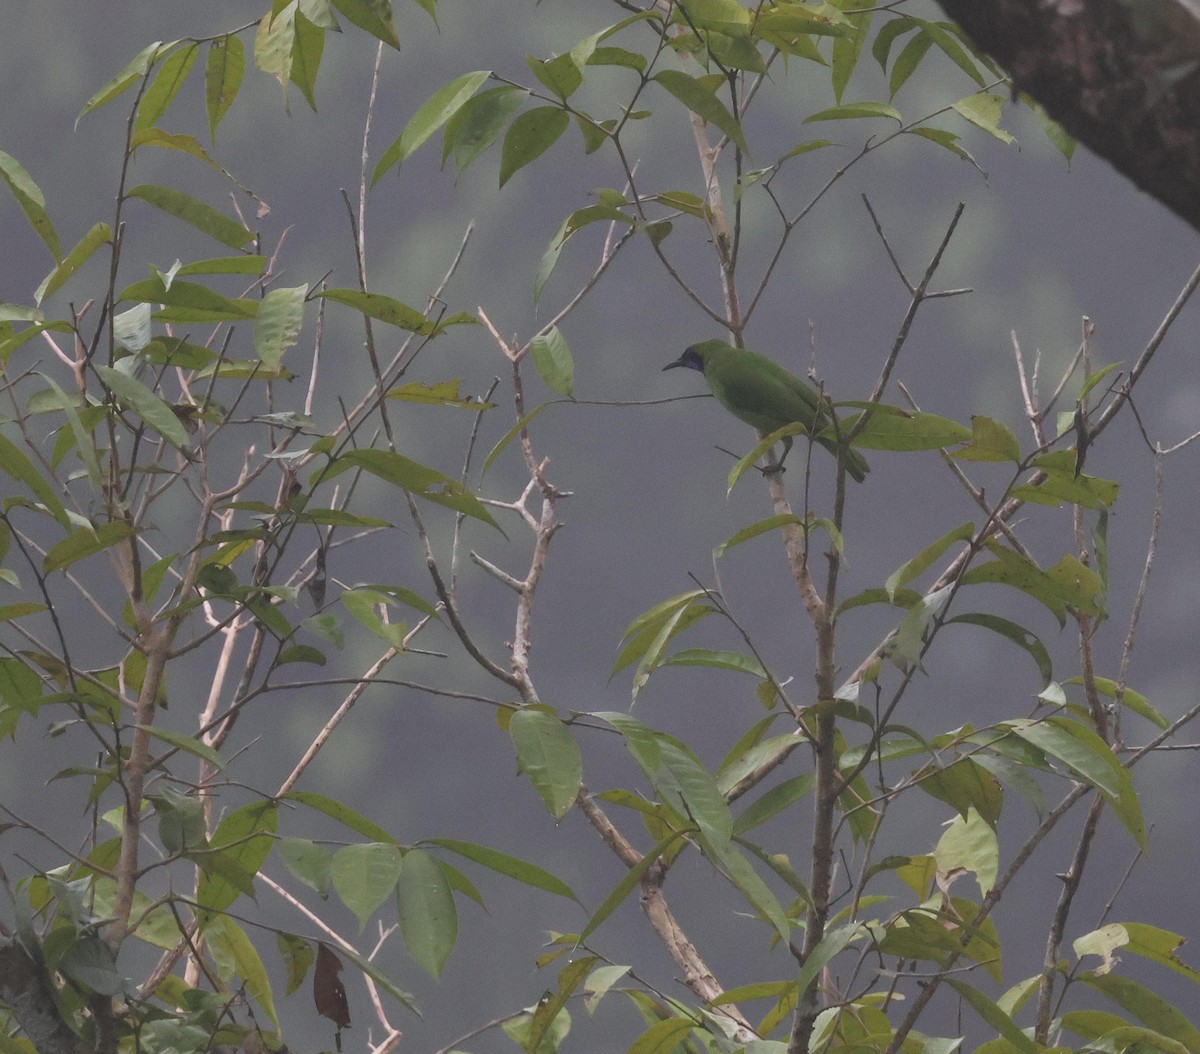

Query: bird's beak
[662,357,686,371]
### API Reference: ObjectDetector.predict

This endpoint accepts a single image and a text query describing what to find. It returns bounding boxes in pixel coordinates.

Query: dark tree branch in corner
[0,941,87,1054]
[935,0,1200,234]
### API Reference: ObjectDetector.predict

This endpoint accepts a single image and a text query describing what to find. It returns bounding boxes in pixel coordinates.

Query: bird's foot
[759,460,786,476]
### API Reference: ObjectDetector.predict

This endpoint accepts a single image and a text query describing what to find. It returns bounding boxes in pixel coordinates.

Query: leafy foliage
[0,3,1189,1054]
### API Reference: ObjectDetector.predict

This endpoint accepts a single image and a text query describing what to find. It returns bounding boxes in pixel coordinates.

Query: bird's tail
[816,436,869,483]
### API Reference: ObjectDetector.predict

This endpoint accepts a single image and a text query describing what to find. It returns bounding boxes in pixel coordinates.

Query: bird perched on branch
[663,339,869,482]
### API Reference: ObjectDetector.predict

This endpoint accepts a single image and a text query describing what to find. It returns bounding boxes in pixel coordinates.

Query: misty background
[3,2,1200,1050]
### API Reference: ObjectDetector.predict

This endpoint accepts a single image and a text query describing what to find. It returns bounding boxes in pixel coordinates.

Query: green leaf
[580,831,686,942]
[961,544,1103,624]
[946,613,1053,686]
[830,0,872,102]
[650,189,708,217]
[891,584,950,666]
[277,838,333,896]
[888,31,932,98]
[0,603,46,622]
[332,447,501,531]
[1079,361,1122,403]
[136,42,198,130]
[136,724,225,771]
[504,1006,572,1054]
[44,521,135,575]
[1015,453,1119,510]
[916,755,1002,834]
[284,790,398,843]
[113,302,153,351]
[1117,922,1200,982]
[1063,676,1167,730]
[178,255,266,276]
[0,149,60,261]
[276,932,316,995]
[255,2,297,98]
[529,326,575,397]
[442,85,527,176]
[329,446,438,489]
[197,801,278,915]
[207,915,279,1028]
[1004,717,1144,846]
[677,0,750,30]
[95,365,191,448]
[627,598,712,703]
[953,92,1015,144]
[334,940,421,1014]
[316,288,435,333]
[584,963,631,1013]
[804,101,902,123]
[38,375,103,492]
[331,843,403,929]
[906,126,981,170]
[77,40,165,124]
[653,69,748,152]
[1024,95,1077,161]
[125,184,253,248]
[713,513,804,556]
[482,404,548,475]
[534,217,571,306]
[396,849,457,978]
[386,379,491,409]
[924,21,988,88]
[798,923,864,1000]
[971,751,1047,818]
[151,787,207,854]
[295,508,390,528]
[499,106,570,188]
[886,522,974,599]
[0,432,69,527]
[330,0,401,48]
[291,12,325,111]
[872,15,918,71]
[527,52,584,100]
[946,980,1038,1054]
[779,139,836,163]
[254,284,306,369]
[36,223,113,304]
[628,1018,694,1054]
[734,774,815,835]
[120,275,258,323]
[703,28,768,72]
[341,586,407,648]
[656,738,733,846]
[588,46,646,72]
[509,708,582,820]
[529,957,597,1054]
[613,590,711,678]
[954,416,1022,462]
[374,70,491,179]
[935,808,999,895]
[57,935,125,996]
[644,220,673,248]
[702,833,790,939]
[842,405,970,449]
[427,839,577,900]
[206,35,245,141]
[662,649,765,678]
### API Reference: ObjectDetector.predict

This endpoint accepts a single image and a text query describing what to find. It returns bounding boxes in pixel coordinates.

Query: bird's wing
[709,353,828,434]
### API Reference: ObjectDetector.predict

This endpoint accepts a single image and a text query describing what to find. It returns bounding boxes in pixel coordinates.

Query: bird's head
[662,344,708,373]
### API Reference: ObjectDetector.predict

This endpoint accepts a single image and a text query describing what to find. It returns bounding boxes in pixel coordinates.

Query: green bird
[663,339,869,482]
